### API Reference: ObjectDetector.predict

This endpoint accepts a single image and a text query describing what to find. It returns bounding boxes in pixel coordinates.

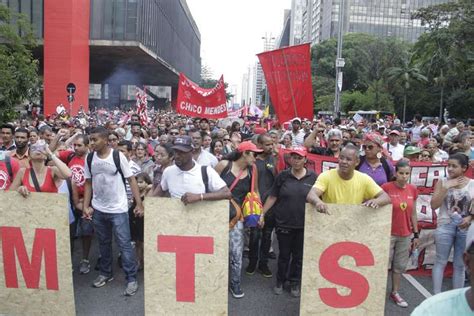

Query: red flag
[176,73,228,119]
[257,43,313,124]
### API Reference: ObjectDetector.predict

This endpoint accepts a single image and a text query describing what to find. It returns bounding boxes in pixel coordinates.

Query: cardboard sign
[144,198,228,315]
[0,191,75,315]
[300,204,392,315]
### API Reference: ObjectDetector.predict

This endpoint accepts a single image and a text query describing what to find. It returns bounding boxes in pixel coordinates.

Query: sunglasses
[223,138,230,141]
[169,132,179,135]
[362,145,376,150]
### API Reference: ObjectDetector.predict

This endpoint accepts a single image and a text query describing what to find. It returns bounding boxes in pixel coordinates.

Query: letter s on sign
[318,242,374,308]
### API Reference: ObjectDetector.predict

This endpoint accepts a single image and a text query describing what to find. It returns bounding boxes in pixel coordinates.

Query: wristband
[413,232,419,239]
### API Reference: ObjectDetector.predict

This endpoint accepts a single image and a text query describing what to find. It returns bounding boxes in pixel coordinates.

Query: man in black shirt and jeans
[246,134,276,277]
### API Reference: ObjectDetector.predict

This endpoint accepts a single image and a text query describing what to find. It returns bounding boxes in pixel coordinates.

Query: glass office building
[306,0,453,44]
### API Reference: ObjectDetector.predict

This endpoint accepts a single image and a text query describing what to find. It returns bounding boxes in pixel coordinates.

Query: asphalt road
[72,238,456,316]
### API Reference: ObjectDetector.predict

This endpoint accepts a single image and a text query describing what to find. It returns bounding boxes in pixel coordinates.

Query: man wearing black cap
[150,135,231,203]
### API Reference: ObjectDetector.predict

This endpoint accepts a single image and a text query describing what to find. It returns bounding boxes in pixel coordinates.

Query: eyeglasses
[362,145,376,150]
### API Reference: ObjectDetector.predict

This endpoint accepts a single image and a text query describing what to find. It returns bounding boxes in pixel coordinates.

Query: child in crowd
[129,172,152,270]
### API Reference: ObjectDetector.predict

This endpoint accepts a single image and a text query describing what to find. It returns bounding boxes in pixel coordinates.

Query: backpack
[86,149,126,188]
[357,156,393,182]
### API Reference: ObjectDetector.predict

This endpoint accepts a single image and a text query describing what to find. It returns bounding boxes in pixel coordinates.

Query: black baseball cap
[172,136,194,152]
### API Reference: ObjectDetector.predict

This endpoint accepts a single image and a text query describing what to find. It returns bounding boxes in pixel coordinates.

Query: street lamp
[334,0,345,117]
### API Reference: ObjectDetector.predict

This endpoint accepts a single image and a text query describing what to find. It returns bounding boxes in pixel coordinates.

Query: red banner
[277,149,474,229]
[176,73,228,119]
[257,44,313,123]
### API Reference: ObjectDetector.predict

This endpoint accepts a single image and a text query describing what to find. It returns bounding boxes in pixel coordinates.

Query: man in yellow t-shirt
[306,144,391,213]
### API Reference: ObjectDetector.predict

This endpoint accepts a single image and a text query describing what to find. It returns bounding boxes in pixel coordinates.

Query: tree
[0,4,40,123]
[386,53,427,123]
[411,0,473,119]
[199,63,233,101]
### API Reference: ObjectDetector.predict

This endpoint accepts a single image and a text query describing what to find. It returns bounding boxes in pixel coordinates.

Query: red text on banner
[157,235,214,302]
[0,226,58,290]
[318,242,374,308]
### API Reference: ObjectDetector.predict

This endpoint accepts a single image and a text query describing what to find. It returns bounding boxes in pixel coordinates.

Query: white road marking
[402,273,432,298]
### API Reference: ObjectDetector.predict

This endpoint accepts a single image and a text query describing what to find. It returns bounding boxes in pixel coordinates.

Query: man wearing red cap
[383,130,405,161]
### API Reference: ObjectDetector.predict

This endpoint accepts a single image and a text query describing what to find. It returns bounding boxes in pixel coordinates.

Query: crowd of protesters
[0,106,473,313]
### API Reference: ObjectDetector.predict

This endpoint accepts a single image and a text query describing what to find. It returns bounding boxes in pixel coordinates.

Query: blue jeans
[229,221,244,287]
[432,221,467,294]
[93,210,137,282]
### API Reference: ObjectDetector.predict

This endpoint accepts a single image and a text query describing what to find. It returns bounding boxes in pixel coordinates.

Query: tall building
[303,0,453,45]
[290,0,306,45]
[2,0,201,114]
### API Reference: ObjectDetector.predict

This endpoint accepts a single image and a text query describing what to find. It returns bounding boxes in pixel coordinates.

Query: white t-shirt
[196,150,218,168]
[284,130,305,147]
[84,150,133,214]
[411,125,423,143]
[383,142,405,161]
[160,163,227,199]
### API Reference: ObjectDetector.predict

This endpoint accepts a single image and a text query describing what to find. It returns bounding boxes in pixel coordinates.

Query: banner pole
[282,50,298,119]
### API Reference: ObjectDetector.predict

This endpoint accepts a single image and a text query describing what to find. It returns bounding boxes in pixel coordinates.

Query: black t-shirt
[220,161,252,221]
[309,147,336,156]
[270,169,317,229]
[256,156,276,203]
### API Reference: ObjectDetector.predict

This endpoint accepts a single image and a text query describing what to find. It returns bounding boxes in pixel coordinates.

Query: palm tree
[386,54,427,123]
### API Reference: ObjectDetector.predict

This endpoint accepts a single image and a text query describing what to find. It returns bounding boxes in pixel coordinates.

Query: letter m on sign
[0,227,59,290]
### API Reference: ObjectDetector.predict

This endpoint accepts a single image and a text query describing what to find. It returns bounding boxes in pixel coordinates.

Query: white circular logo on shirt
[0,169,8,190]
[70,164,85,187]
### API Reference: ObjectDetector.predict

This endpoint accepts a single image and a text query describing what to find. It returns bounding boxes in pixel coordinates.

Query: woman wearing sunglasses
[357,133,394,186]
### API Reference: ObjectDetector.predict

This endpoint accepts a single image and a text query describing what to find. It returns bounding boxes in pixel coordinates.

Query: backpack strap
[66,152,75,165]
[65,177,76,212]
[112,149,127,188]
[201,165,209,193]
[5,155,13,180]
[86,152,94,178]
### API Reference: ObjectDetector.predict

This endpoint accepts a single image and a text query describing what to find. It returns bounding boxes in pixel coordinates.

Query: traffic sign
[336,58,345,68]
[66,83,76,94]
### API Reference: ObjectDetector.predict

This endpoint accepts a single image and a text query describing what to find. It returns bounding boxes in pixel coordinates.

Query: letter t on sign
[157,235,214,302]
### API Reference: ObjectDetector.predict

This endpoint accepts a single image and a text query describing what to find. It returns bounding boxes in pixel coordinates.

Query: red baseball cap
[237,141,263,153]
[289,147,307,157]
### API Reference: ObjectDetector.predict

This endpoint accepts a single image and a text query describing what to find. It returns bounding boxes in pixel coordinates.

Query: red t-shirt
[0,157,20,190]
[58,150,86,197]
[382,182,418,237]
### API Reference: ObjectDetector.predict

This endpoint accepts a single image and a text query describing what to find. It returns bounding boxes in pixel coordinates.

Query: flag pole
[282,50,298,118]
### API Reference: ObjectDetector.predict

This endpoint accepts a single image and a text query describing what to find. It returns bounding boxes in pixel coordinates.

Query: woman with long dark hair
[151,143,174,191]
[382,160,419,308]
[431,153,474,294]
[215,141,262,299]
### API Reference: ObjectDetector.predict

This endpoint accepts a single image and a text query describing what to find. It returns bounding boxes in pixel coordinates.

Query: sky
[186,0,291,102]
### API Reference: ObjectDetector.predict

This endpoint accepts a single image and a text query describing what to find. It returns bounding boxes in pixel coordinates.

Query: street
[71,237,454,316]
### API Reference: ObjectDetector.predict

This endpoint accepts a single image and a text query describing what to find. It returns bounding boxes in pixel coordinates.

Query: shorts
[389,235,411,273]
[76,217,94,237]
